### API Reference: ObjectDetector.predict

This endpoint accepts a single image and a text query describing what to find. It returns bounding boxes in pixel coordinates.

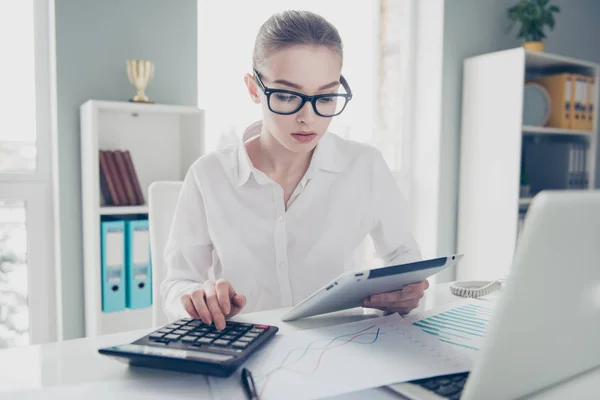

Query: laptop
[388,190,600,399]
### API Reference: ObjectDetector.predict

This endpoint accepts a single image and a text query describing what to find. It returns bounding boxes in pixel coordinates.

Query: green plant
[506,0,560,42]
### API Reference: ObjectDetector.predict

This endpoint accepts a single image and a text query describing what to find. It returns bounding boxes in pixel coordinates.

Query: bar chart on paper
[209,314,471,400]
[405,299,496,352]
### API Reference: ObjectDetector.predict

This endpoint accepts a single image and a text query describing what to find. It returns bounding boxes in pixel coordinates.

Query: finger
[403,282,424,295]
[204,281,226,330]
[423,279,430,291]
[232,293,246,309]
[190,289,212,324]
[367,290,414,306]
[181,294,200,319]
[215,279,232,315]
[229,294,247,317]
[364,293,422,309]
[382,299,422,312]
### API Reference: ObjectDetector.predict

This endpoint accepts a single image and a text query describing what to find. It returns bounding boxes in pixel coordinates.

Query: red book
[98,150,120,206]
[113,150,138,205]
[103,150,128,205]
[122,150,145,205]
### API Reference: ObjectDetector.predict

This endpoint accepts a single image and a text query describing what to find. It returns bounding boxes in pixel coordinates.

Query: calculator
[98,318,279,377]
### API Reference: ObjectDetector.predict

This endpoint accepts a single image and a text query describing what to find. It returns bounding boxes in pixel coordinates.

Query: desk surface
[1,283,598,399]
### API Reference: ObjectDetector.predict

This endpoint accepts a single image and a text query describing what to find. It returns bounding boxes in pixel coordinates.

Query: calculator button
[232,341,249,349]
[249,329,264,334]
[197,337,214,344]
[166,324,181,330]
[235,323,253,328]
[190,331,205,337]
[181,318,193,322]
[164,334,181,341]
[238,336,253,343]
[230,330,245,336]
[179,326,193,331]
[157,329,172,334]
[149,333,164,340]
[213,339,230,346]
[221,335,236,340]
[187,321,202,327]
[245,332,260,338]
[254,325,269,330]
[205,333,220,338]
[173,330,187,335]
[181,336,197,344]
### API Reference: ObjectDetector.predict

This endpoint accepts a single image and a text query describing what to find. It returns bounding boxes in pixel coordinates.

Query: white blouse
[161,121,422,320]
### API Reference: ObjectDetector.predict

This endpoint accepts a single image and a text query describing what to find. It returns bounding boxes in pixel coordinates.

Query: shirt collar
[235,120,346,187]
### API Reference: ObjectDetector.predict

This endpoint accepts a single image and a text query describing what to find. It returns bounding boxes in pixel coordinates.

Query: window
[0,0,59,348]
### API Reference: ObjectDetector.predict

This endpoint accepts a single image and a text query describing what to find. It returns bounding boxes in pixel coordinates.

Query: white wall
[55,0,197,340]
[438,0,600,282]
[437,0,522,282]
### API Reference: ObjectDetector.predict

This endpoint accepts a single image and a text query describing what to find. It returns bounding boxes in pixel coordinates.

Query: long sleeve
[369,151,423,267]
[160,168,214,321]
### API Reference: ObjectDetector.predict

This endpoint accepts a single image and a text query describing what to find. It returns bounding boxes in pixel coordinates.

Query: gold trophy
[126,60,154,103]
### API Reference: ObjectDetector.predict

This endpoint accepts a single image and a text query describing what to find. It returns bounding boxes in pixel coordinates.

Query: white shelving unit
[457,48,598,281]
[80,100,204,336]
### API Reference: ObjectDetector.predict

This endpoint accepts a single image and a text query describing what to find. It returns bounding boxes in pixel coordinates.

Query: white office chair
[148,181,183,327]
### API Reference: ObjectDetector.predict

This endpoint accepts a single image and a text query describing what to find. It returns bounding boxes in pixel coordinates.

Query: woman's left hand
[362,279,430,315]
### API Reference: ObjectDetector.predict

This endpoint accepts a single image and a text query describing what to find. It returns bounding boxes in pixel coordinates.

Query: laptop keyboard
[411,372,469,399]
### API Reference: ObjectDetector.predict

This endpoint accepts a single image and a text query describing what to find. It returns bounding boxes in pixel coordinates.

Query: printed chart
[209,314,471,400]
[405,299,496,352]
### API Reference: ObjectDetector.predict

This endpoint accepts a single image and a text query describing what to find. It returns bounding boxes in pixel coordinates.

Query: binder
[534,73,574,129]
[577,76,589,130]
[575,143,583,189]
[580,143,588,189]
[101,220,126,312]
[583,143,589,188]
[567,144,575,189]
[587,77,595,131]
[125,219,152,309]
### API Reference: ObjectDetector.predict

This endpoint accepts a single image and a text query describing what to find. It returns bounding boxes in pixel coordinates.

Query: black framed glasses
[253,69,353,117]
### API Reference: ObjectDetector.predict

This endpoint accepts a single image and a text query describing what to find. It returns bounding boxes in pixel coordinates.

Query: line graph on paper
[255,325,383,396]
[209,314,472,400]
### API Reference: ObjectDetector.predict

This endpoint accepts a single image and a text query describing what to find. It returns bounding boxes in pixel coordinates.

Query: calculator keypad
[146,319,267,354]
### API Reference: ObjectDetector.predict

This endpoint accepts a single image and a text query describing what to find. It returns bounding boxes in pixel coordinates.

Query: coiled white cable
[449,280,504,298]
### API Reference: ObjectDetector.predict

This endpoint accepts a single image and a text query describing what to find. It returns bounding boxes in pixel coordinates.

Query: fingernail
[404,286,413,294]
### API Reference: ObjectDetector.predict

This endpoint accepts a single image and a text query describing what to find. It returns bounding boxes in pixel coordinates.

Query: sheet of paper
[209,314,471,400]
[404,298,497,355]
[5,374,210,400]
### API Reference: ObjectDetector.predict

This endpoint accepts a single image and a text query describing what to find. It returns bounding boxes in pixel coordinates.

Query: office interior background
[0,0,598,349]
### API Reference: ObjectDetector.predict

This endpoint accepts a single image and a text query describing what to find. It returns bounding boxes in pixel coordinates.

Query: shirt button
[277,215,284,222]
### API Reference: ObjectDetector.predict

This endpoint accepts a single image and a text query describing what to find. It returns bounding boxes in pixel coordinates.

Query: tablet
[280,254,463,322]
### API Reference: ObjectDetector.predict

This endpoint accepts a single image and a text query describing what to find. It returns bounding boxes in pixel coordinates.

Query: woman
[161,10,428,330]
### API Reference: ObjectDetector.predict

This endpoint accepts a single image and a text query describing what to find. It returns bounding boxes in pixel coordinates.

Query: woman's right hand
[180,279,247,330]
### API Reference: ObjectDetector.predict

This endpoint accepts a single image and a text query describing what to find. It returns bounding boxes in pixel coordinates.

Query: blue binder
[100,220,126,312]
[125,219,152,309]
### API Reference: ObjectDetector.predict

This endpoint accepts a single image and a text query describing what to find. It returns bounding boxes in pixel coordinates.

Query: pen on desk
[241,367,260,400]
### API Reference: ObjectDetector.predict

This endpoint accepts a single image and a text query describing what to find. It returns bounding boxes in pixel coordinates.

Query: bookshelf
[457,48,598,281]
[80,100,205,336]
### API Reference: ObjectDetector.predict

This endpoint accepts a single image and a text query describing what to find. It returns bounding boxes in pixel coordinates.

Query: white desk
[1,283,598,399]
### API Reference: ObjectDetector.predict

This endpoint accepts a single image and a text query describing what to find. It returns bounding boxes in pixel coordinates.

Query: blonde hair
[252,10,343,71]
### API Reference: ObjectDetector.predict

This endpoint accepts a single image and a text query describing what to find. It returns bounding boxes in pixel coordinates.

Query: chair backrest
[148,181,183,327]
